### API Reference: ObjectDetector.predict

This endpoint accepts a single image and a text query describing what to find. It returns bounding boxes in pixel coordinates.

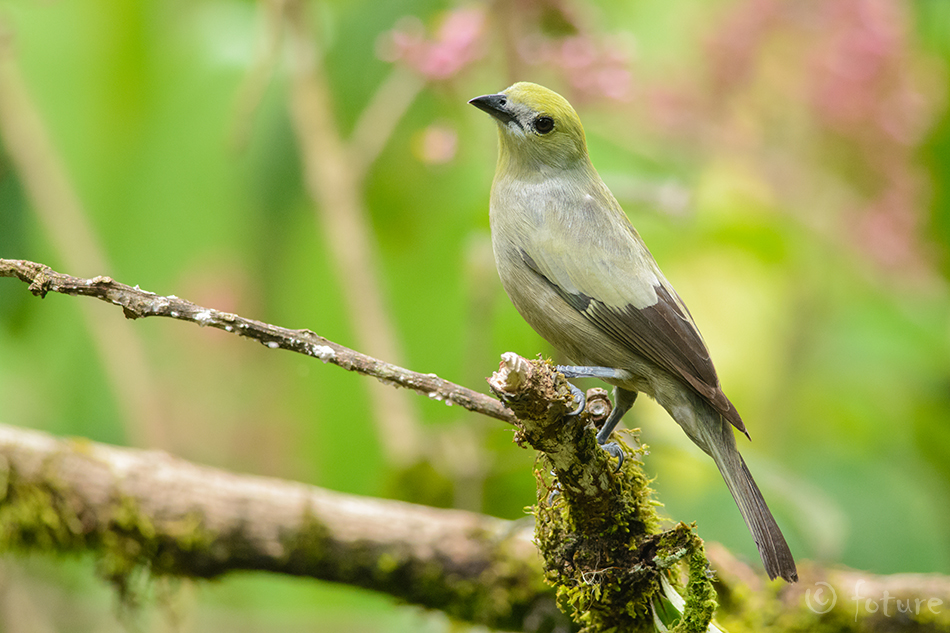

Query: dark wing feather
[523,251,747,436]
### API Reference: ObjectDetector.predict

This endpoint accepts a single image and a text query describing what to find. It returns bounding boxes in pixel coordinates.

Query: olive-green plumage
[471,82,797,583]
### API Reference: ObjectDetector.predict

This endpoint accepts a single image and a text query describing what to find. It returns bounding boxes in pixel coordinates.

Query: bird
[470,81,798,583]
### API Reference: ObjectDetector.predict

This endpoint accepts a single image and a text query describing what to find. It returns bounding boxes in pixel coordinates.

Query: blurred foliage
[1,0,949,630]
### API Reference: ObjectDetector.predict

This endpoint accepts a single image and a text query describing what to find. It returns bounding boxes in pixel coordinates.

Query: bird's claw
[600,441,624,471]
[547,470,562,504]
[565,383,586,417]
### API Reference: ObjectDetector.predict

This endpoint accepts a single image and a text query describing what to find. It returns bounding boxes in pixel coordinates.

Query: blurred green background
[1,0,950,630]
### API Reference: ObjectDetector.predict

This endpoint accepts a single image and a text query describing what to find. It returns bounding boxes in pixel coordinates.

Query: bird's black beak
[469,93,516,126]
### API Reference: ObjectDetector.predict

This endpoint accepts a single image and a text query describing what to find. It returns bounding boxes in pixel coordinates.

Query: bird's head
[469,82,590,175]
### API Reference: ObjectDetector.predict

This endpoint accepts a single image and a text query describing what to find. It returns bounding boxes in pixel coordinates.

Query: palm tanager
[470,81,797,583]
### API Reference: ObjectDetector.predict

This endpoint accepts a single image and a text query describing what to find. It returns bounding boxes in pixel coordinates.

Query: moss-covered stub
[532,436,717,632]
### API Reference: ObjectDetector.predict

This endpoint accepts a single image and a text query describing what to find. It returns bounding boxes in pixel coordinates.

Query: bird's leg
[556,366,637,469]
[556,365,627,380]
[595,387,637,469]
[596,386,637,443]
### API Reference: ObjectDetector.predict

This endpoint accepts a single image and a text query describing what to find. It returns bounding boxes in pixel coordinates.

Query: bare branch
[0,258,515,424]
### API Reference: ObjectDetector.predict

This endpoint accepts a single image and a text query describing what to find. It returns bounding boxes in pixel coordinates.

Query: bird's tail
[702,414,798,583]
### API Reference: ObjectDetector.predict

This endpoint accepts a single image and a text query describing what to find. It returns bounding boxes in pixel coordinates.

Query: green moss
[0,465,87,552]
[289,505,564,630]
[513,360,719,632]
[0,460,216,616]
[533,437,677,632]
[670,533,717,633]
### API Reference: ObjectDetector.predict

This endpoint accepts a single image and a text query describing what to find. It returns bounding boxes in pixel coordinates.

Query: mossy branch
[0,423,568,632]
[488,352,718,632]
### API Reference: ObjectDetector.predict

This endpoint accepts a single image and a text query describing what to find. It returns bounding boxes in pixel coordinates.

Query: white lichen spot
[428,392,443,401]
[170,311,179,318]
[444,400,454,407]
[194,310,213,326]
[267,341,279,349]
[311,345,335,363]
[225,325,233,332]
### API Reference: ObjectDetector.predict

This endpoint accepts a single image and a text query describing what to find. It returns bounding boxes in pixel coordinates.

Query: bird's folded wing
[521,243,747,437]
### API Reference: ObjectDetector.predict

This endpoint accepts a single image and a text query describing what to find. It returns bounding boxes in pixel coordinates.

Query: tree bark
[0,422,567,632]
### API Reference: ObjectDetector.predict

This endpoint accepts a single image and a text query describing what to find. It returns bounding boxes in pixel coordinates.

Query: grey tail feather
[709,425,798,583]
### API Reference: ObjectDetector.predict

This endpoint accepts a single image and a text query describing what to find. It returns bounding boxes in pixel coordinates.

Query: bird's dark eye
[534,116,554,134]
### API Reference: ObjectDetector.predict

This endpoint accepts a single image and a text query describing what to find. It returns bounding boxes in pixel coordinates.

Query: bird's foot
[565,382,586,417]
[600,441,624,471]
